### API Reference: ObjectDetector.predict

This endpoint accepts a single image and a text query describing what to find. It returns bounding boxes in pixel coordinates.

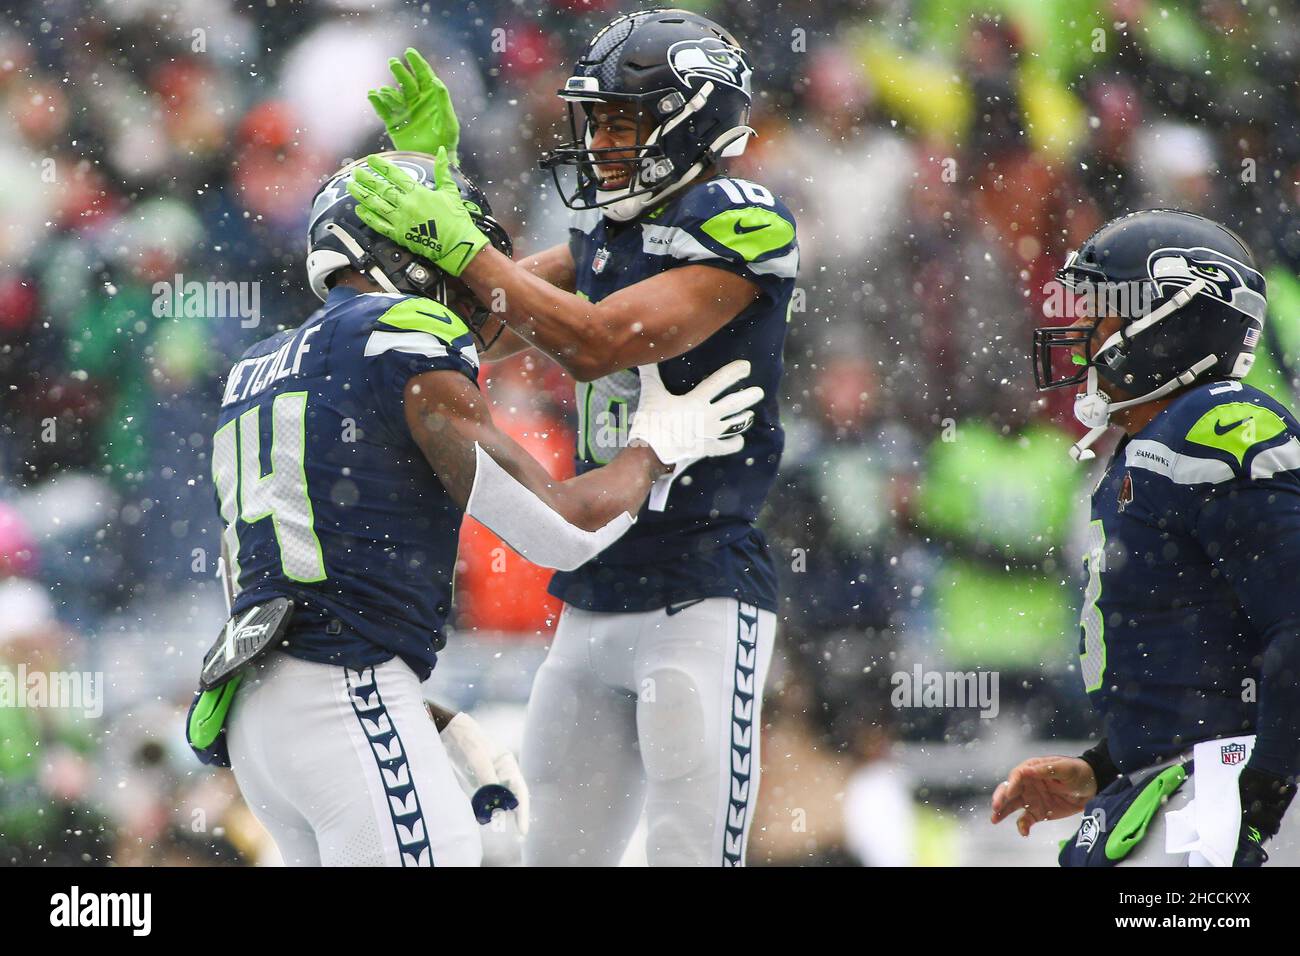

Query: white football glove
[440,712,530,835]
[628,359,763,511]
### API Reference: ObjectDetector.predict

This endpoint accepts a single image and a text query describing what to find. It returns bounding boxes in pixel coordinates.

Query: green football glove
[368,48,460,162]
[347,147,488,276]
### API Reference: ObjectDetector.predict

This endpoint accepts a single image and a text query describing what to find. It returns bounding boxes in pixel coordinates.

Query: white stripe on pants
[521,598,776,866]
[228,651,480,867]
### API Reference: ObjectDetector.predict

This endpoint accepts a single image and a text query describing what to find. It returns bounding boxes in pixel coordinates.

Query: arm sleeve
[465,443,635,571]
[661,178,799,303]
[365,296,481,441]
[1192,478,1300,779]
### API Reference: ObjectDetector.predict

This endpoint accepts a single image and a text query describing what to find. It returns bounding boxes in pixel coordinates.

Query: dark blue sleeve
[1193,480,1300,779]
[668,178,799,305]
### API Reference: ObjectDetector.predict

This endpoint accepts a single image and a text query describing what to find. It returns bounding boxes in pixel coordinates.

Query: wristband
[1079,738,1120,792]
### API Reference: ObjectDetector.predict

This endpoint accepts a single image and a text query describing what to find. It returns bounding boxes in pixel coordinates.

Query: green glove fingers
[427,146,487,274]
[389,54,419,99]
[432,146,460,197]
[350,161,402,203]
[367,86,404,120]
[362,152,410,186]
[353,201,393,237]
[346,148,487,277]
[368,48,461,162]
[345,178,396,232]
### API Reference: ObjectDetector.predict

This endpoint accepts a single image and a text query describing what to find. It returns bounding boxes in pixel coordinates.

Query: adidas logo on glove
[404,220,441,253]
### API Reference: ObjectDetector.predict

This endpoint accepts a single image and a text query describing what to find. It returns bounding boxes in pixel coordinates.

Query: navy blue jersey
[212,286,478,681]
[548,177,797,613]
[1086,380,1300,778]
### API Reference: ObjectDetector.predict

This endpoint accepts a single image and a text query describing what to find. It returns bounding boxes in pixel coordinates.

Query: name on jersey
[221,324,323,408]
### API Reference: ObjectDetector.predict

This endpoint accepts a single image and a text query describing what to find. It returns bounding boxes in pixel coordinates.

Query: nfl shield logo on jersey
[592,247,611,274]
[1220,742,1247,765]
[1118,472,1134,512]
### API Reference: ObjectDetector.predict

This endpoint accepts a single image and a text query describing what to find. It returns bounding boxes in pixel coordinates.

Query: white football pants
[227,651,480,867]
[521,598,775,867]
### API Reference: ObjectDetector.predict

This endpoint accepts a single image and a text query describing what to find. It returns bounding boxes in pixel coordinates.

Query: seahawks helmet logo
[310,157,432,232]
[1147,246,1266,321]
[667,38,752,96]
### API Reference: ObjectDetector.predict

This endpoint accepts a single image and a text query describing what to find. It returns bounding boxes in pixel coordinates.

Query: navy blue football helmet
[306,151,511,342]
[1032,209,1267,459]
[1034,209,1267,396]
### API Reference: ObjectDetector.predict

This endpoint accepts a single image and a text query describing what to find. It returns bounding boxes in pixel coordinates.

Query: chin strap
[1069,354,1219,461]
[325,222,402,295]
[1069,426,1111,462]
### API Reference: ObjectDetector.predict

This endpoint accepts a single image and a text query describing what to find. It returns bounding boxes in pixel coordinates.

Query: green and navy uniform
[1085,380,1300,780]
[206,286,486,867]
[548,177,798,613]
[522,176,794,867]
[213,286,478,681]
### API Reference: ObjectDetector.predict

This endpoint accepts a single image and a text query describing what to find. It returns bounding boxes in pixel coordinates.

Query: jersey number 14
[211,391,327,594]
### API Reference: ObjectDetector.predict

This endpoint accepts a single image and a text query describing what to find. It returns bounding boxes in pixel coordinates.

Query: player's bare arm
[460,247,759,381]
[403,366,667,530]
[403,356,762,569]
[475,242,577,362]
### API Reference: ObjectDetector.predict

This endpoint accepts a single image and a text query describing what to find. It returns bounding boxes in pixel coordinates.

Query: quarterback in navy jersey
[992,210,1300,866]
[354,10,794,864]
[188,151,763,867]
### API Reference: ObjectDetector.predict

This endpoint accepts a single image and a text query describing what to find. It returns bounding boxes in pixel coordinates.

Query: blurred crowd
[3,0,1300,865]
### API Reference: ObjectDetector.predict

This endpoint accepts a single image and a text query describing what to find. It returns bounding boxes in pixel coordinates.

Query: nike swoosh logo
[1214,417,1249,435]
[733,220,769,235]
[665,598,706,616]
[415,308,456,326]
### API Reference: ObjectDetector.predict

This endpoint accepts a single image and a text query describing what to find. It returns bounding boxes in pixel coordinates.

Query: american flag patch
[1244,327,1261,348]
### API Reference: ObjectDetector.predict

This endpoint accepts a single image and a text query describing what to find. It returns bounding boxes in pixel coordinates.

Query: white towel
[1164,734,1254,867]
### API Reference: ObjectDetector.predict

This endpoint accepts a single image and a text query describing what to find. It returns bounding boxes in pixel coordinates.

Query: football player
[356,10,796,865]
[185,151,763,867]
[992,209,1299,866]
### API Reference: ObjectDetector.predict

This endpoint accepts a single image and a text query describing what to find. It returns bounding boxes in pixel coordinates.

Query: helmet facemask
[541,86,673,217]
